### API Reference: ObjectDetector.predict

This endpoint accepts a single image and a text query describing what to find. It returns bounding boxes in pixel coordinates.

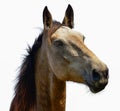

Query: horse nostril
[92,69,101,82]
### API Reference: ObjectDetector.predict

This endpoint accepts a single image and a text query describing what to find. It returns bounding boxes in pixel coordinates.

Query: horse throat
[50,73,66,111]
[35,48,66,111]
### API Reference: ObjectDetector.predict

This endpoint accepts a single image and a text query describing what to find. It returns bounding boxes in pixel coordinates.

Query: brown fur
[10,5,108,111]
[10,21,64,111]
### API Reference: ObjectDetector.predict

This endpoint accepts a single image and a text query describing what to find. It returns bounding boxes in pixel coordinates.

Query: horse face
[47,26,108,93]
[43,5,108,93]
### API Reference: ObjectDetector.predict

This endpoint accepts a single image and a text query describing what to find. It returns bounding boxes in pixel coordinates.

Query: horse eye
[53,40,64,47]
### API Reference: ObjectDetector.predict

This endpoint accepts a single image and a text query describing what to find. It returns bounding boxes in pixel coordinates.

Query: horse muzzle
[86,68,109,93]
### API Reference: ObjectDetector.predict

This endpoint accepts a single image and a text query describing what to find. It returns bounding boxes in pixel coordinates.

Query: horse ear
[43,6,52,29]
[62,4,74,28]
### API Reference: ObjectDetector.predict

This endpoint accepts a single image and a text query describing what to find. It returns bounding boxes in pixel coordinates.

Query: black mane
[10,32,43,111]
[10,21,62,111]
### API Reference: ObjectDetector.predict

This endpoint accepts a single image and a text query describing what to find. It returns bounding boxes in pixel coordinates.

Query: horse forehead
[51,26,83,40]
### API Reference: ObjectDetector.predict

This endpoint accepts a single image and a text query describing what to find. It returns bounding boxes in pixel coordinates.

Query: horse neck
[35,46,66,111]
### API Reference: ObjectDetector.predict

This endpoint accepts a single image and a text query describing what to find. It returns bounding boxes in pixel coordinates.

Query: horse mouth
[86,82,108,93]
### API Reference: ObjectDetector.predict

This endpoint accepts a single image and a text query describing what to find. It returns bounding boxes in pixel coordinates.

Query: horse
[10,4,109,111]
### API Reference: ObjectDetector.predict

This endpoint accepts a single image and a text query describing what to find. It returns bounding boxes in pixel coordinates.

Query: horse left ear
[62,4,74,28]
[43,6,52,30]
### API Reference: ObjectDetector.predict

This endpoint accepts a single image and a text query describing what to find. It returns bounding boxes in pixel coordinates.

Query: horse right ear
[62,4,74,28]
[43,6,53,30]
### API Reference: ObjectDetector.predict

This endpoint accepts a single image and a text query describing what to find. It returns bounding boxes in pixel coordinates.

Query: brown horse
[10,4,109,111]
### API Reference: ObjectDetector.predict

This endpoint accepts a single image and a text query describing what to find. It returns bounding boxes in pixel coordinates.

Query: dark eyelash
[83,36,86,41]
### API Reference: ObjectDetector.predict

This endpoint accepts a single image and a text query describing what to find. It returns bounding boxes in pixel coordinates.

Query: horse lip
[85,81,108,93]
[89,86,106,93]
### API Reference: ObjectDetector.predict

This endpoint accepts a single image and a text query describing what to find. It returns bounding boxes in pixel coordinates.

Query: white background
[0,0,119,111]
